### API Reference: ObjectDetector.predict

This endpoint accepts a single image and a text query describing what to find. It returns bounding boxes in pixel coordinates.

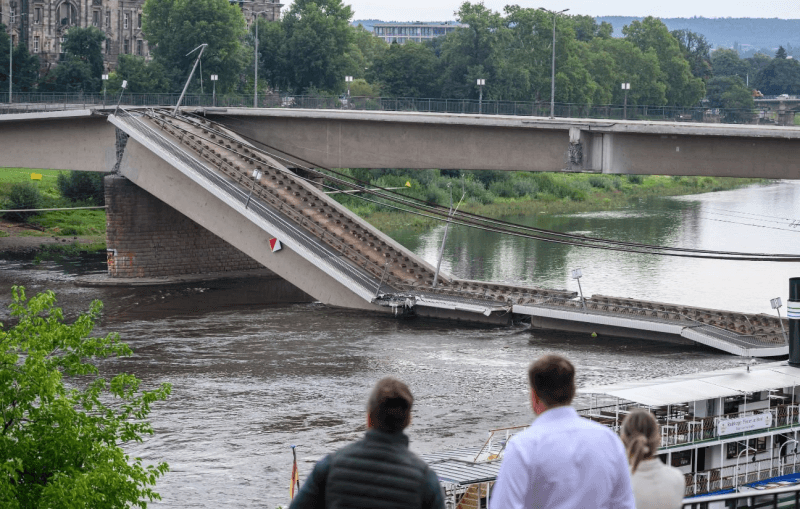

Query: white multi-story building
[373,21,464,44]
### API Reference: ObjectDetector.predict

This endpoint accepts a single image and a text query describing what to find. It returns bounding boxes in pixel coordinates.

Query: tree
[571,15,612,42]
[706,75,754,123]
[755,57,800,95]
[711,48,749,79]
[281,0,354,93]
[0,24,9,94]
[0,287,171,508]
[108,54,170,94]
[38,58,95,93]
[143,0,248,92]
[11,43,40,93]
[622,17,705,106]
[671,29,712,80]
[62,26,105,84]
[254,18,288,92]
[584,37,667,106]
[368,41,439,97]
[776,46,788,59]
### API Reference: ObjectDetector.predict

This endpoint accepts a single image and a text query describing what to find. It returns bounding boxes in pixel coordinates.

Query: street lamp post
[102,74,108,108]
[344,75,352,108]
[5,12,26,104]
[477,78,485,114]
[772,297,789,342]
[211,74,218,107]
[253,11,270,109]
[571,268,586,311]
[546,8,569,119]
[621,82,630,119]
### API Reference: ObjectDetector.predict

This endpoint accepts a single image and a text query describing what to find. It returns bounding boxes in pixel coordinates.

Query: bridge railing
[0,93,778,125]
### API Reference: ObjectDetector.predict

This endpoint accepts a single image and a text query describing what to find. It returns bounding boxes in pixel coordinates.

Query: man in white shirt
[490,354,635,509]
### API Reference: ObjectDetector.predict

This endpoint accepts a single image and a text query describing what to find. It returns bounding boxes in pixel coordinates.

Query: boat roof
[578,361,800,407]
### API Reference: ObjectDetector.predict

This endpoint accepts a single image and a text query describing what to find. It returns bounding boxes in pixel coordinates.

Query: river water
[1,181,799,508]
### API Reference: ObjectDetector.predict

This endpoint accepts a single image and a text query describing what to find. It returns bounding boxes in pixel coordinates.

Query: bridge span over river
[0,108,793,357]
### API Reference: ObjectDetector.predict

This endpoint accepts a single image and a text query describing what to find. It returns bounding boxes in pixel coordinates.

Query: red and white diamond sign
[269,238,282,252]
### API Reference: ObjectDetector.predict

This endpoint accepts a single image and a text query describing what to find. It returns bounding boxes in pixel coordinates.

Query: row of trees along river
[1,0,800,115]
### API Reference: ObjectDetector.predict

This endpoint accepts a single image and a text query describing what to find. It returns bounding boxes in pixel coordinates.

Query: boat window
[671,450,692,467]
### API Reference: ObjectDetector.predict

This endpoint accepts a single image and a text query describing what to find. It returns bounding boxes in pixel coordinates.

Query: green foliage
[3,183,42,222]
[281,0,354,93]
[62,26,106,90]
[369,42,439,97]
[143,0,248,92]
[627,174,644,184]
[622,17,705,106]
[108,55,170,94]
[56,171,105,205]
[711,48,748,79]
[756,57,800,95]
[776,46,788,59]
[39,58,95,93]
[0,287,171,508]
[706,76,754,123]
[671,29,712,80]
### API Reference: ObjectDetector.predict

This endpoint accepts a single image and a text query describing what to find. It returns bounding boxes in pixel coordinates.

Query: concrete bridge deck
[103,108,788,357]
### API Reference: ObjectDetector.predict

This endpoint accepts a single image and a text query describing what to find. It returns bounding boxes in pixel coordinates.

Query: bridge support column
[104,174,269,279]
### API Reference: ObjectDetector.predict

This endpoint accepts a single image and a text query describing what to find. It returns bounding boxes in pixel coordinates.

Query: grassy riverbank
[0,168,106,255]
[326,170,766,233]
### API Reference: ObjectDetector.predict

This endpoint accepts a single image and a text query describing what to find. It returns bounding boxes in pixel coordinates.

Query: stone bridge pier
[103,174,311,301]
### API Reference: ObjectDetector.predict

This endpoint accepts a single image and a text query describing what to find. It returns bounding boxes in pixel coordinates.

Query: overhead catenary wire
[160,110,800,262]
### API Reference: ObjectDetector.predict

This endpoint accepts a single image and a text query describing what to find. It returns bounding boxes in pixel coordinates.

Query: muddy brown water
[1,182,798,508]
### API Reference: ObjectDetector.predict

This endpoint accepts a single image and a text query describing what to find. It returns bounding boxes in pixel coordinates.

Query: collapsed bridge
[102,109,788,358]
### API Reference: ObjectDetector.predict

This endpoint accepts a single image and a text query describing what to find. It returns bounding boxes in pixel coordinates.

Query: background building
[0,0,282,72]
[373,21,464,44]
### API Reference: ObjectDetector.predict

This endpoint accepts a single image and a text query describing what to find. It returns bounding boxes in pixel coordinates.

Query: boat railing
[579,403,800,449]
[472,425,528,463]
[682,481,800,509]
[684,456,800,497]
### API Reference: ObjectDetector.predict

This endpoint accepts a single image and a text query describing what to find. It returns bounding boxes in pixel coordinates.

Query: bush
[512,179,538,197]
[0,287,171,507]
[56,171,106,205]
[588,175,610,189]
[3,182,42,221]
[626,174,644,184]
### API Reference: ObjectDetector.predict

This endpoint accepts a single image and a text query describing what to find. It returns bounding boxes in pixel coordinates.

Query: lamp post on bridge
[211,74,218,107]
[621,82,630,120]
[477,78,485,114]
[544,8,569,119]
[102,74,108,108]
[4,11,27,104]
[253,10,270,108]
[571,268,586,311]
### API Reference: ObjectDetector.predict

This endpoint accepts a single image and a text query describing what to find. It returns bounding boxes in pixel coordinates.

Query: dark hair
[367,377,414,433]
[527,354,576,407]
[621,409,661,473]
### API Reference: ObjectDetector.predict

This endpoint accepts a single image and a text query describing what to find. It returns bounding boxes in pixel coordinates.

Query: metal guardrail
[0,92,778,125]
[682,482,800,508]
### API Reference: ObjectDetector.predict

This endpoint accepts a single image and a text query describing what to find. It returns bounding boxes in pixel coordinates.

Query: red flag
[290,446,300,499]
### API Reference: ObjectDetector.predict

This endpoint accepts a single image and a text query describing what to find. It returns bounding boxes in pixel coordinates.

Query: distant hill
[597,17,800,55]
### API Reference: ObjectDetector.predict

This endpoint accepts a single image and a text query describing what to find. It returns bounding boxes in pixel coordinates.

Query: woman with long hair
[620,409,685,509]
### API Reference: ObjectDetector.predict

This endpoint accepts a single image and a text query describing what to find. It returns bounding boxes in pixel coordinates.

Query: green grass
[33,241,107,264]
[0,167,106,240]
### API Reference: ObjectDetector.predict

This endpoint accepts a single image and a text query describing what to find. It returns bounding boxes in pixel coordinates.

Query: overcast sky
[343,0,800,22]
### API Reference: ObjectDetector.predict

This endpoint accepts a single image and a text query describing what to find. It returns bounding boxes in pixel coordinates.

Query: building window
[106,10,110,28]
[33,36,39,53]
[34,7,41,24]
[93,10,100,27]
[59,37,66,54]
[136,39,142,56]
[124,13,129,29]
[106,38,112,54]
[138,13,142,29]
[60,3,77,26]
[123,39,129,54]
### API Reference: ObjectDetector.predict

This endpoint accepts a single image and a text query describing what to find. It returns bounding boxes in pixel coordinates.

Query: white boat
[423,360,800,508]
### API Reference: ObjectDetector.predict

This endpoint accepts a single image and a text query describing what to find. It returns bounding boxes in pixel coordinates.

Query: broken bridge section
[105,109,789,356]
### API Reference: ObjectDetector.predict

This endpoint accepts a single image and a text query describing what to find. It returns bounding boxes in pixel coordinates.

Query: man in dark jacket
[289,377,445,509]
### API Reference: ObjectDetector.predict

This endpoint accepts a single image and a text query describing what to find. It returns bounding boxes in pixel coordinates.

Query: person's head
[620,409,661,473]
[366,377,414,433]
[528,354,576,412]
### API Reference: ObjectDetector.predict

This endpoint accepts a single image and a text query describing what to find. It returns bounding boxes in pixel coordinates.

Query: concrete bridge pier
[103,174,312,302]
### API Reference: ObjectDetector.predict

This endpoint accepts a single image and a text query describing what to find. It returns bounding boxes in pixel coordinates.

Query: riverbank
[356,175,766,233]
[0,168,106,258]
